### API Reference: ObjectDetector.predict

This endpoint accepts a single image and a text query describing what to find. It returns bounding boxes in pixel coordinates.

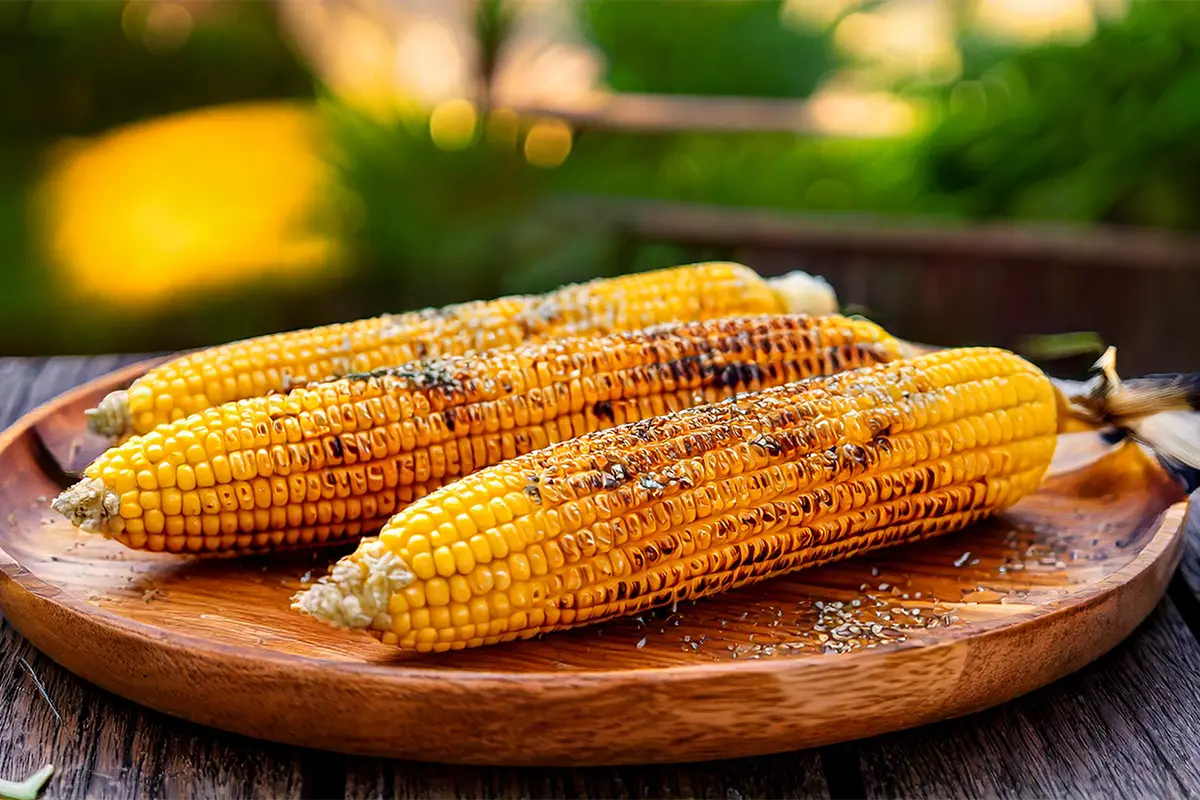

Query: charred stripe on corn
[87,263,838,438]
[294,348,1059,652]
[55,315,900,553]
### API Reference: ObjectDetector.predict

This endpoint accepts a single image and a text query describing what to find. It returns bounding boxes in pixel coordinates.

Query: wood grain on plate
[0,361,1189,767]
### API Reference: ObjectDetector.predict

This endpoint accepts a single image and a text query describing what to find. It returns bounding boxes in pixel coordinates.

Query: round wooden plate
[0,360,1189,766]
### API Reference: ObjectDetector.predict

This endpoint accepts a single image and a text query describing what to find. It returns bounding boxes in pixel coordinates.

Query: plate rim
[0,358,1189,686]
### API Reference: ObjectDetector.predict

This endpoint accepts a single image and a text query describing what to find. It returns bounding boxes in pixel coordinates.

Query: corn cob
[294,347,1060,652]
[86,263,837,439]
[54,315,902,554]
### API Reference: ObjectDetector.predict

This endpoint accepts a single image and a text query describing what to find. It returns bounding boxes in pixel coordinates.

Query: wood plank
[560,198,1200,271]
[1178,526,1200,610]
[853,596,1200,799]
[0,358,46,430]
[343,751,829,800]
[0,621,321,800]
[0,357,327,800]
[510,91,827,135]
[0,355,149,429]
[22,356,140,416]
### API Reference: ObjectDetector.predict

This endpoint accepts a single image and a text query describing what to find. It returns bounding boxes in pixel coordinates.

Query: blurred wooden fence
[513,89,909,137]
[512,90,1199,375]
[515,92,824,135]
[570,199,1200,375]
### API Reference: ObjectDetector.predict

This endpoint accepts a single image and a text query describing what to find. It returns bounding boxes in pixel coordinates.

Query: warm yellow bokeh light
[523,118,573,168]
[808,89,921,138]
[120,2,143,41]
[395,18,470,105]
[327,9,403,121]
[779,0,860,31]
[143,2,193,54]
[973,0,1096,44]
[835,0,961,83]
[278,2,481,118]
[38,102,340,307]
[429,98,478,151]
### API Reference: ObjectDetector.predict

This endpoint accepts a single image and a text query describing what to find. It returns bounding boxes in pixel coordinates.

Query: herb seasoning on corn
[295,347,1062,652]
[86,262,838,439]
[54,315,901,553]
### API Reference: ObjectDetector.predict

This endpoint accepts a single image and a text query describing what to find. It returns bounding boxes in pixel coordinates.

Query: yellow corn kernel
[62,313,907,554]
[87,262,837,439]
[425,578,450,606]
[432,547,456,578]
[410,552,436,581]
[299,348,1061,653]
[450,541,476,574]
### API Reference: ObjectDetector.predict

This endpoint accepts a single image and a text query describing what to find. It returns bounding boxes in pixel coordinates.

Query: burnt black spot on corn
[295,348,1061,652]
[57,315,899,554]
[86,262,839,439]
[592,400,615,422]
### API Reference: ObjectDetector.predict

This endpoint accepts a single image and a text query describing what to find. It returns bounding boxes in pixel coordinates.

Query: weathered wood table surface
[3,356,1200,799]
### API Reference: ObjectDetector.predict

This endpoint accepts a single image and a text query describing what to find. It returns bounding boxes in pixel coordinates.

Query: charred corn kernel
[297,348,1060,653]
[87,263,839,439]
[56,315,901,553]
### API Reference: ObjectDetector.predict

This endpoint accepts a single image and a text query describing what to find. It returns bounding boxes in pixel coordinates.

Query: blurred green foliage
[0,0,311,140]
[0,0,315,355]
[326,105,704,311]
[328,119,924,319]
[1,0,1198,357]
[324,104,576,308]
[330,0,1200,332]
[919,0,1200,230]
[581,0,837,97]
[553,132,921,213]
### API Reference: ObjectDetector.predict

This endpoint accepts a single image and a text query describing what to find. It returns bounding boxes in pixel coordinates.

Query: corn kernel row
[295,348,1059,652]
[56,314,898,553]
[86,262,835,438]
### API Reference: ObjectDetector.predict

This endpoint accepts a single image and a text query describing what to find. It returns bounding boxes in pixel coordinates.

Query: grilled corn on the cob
[86,263,837,439]
[54,315,901,554]
[295,347,1061,652]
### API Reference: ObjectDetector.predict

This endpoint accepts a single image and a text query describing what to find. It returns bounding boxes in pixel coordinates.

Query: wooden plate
[0,361,1189,766]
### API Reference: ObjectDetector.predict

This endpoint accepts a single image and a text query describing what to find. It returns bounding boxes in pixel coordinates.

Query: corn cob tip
[768,271,839,316]
[85,390,130,438]
[292,539,414,631]
[1058,346,1200,470]
[51,477,119,533]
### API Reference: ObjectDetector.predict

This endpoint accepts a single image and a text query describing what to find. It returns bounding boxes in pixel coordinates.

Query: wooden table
[3,356,1200,799]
